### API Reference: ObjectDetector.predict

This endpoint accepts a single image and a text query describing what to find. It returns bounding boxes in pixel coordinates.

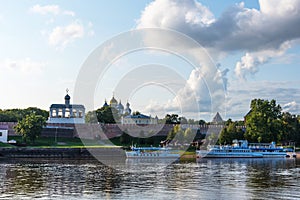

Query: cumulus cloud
[282,101,300,113]
[225,81,300,119]
[235,42,290,80]
[48,21,84,49]
[30,4,75,16]
[138,0,300,77]
[1,58,46,72]
[136,0,300,118]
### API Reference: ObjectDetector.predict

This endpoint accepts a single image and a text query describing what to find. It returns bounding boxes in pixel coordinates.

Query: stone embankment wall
[0,122,230,140]
[0,147,125,158]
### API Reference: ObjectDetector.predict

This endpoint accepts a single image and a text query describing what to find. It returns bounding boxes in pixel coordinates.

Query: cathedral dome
[117,101,124,109]
[64,94,70,100]
[110,96,118,105]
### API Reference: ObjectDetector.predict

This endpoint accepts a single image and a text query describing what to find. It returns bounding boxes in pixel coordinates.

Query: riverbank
[0,146,125,158]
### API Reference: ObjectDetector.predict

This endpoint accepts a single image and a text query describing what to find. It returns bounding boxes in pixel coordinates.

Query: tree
[96,106,120,124]
[219,120,244,144]
[14,114,46,144]
[0,107,48,122]
[132,111,141,116]
[184,128,195,143]
[198,119,206,125]
[119,130,132,144]
[85,111,98,123]
[179,117,188,124]
[167,124,180,140]
[244,99,283,143]
[164,114,180,124]
[281,112,300,144]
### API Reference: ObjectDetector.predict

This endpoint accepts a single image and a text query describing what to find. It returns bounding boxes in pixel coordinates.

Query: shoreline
[0,147,125,158]
[0,146,299,159]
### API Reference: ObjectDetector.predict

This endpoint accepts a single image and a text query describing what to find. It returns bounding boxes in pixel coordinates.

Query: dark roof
[124,114,151,119]
[64,94,71,100]
[50,104,85,109]
[212,112,223,123]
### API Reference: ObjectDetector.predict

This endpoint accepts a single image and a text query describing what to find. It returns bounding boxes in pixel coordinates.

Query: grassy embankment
[1,136,198,157]
[1,136,119,148]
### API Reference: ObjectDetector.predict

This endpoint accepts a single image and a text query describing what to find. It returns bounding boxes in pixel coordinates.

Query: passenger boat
[196,140,263,158]
[125,146,180,158]
[249,142,288,158]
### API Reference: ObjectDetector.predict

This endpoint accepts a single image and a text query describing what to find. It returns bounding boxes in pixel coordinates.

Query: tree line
[219,99,300,145]
[0,107,48,144]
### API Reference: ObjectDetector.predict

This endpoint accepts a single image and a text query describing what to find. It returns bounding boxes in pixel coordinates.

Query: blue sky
[1,0,300,121]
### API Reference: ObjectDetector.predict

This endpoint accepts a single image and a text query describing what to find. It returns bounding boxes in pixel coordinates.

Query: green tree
[167,124,180,140]
[244,99,283,143]
[198,119,206,125]
[119,130,132,145]
[132,111,141,116]
[164,114,180,124]
[179,117,188,124]
[14,114,46,144]
[219,120,244,144]
[281,112,300,144]
[0,107,48,122]
[85,111,98,123]
[184,128,195,143]
[96,106,120,124]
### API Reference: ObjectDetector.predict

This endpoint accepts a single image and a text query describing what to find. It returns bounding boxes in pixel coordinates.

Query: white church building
[48,91,85,124]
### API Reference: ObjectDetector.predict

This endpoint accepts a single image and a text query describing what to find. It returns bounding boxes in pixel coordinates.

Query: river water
[0,158,299,200]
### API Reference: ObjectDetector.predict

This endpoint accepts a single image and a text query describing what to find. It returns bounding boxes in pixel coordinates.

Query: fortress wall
[0,122,227,140]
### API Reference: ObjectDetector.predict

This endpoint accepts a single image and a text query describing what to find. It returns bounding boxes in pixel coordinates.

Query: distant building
[103,95,158,125]
[48,91,85,124]
[105,95,132,116]
[0,125,8,143]
[211,112,224,124]
[121,114,158,125]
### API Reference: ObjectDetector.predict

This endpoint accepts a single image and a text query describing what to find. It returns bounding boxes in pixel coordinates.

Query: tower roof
[64,94,70,100]
[212,112,224,123]
[103,99,109,107]
[117,100,124,109]
[110,96,118,105]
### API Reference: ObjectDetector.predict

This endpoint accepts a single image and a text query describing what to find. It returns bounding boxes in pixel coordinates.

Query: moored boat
[125,146,180,158]
[249,142,288,158]
[196,140,263,158]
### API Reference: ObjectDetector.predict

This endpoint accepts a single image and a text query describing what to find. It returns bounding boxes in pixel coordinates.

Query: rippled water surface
[0,158,299,199]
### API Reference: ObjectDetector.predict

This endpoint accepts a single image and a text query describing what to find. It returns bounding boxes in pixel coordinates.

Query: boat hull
[196,150,263,158]
[125,151,180,158]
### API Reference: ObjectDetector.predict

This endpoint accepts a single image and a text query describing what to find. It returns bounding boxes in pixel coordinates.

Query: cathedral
[103,95,132,116]
[103,95,158,125]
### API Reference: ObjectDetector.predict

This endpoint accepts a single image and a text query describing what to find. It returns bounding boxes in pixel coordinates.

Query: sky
[1,0,300,121]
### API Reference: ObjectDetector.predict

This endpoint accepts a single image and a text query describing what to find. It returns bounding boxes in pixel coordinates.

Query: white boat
[125,146,180,158]
[196,140,263,158]
[249,142,288,158]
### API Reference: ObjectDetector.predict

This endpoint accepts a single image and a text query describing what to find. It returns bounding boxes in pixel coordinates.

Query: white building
[0,130,8,143]
[121,114,158,125]
[48,92,85,124]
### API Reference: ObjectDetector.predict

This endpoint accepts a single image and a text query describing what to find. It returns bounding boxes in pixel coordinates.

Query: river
[0,158,299,199]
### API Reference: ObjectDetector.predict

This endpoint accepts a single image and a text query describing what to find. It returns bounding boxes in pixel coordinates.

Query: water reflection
[0,158,299,199]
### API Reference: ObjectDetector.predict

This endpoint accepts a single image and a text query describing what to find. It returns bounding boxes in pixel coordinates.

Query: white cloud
[138,0,215,28]
[62,10,75,17]
[48,21,84,49]
[136,0,300,118]
[235,42,290,80]
[225,80,300,119]
[30,4,75,17]
[138,0,300,79]
[1,58,46,73]
[282,101,300,113]
[30,4,60,15]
